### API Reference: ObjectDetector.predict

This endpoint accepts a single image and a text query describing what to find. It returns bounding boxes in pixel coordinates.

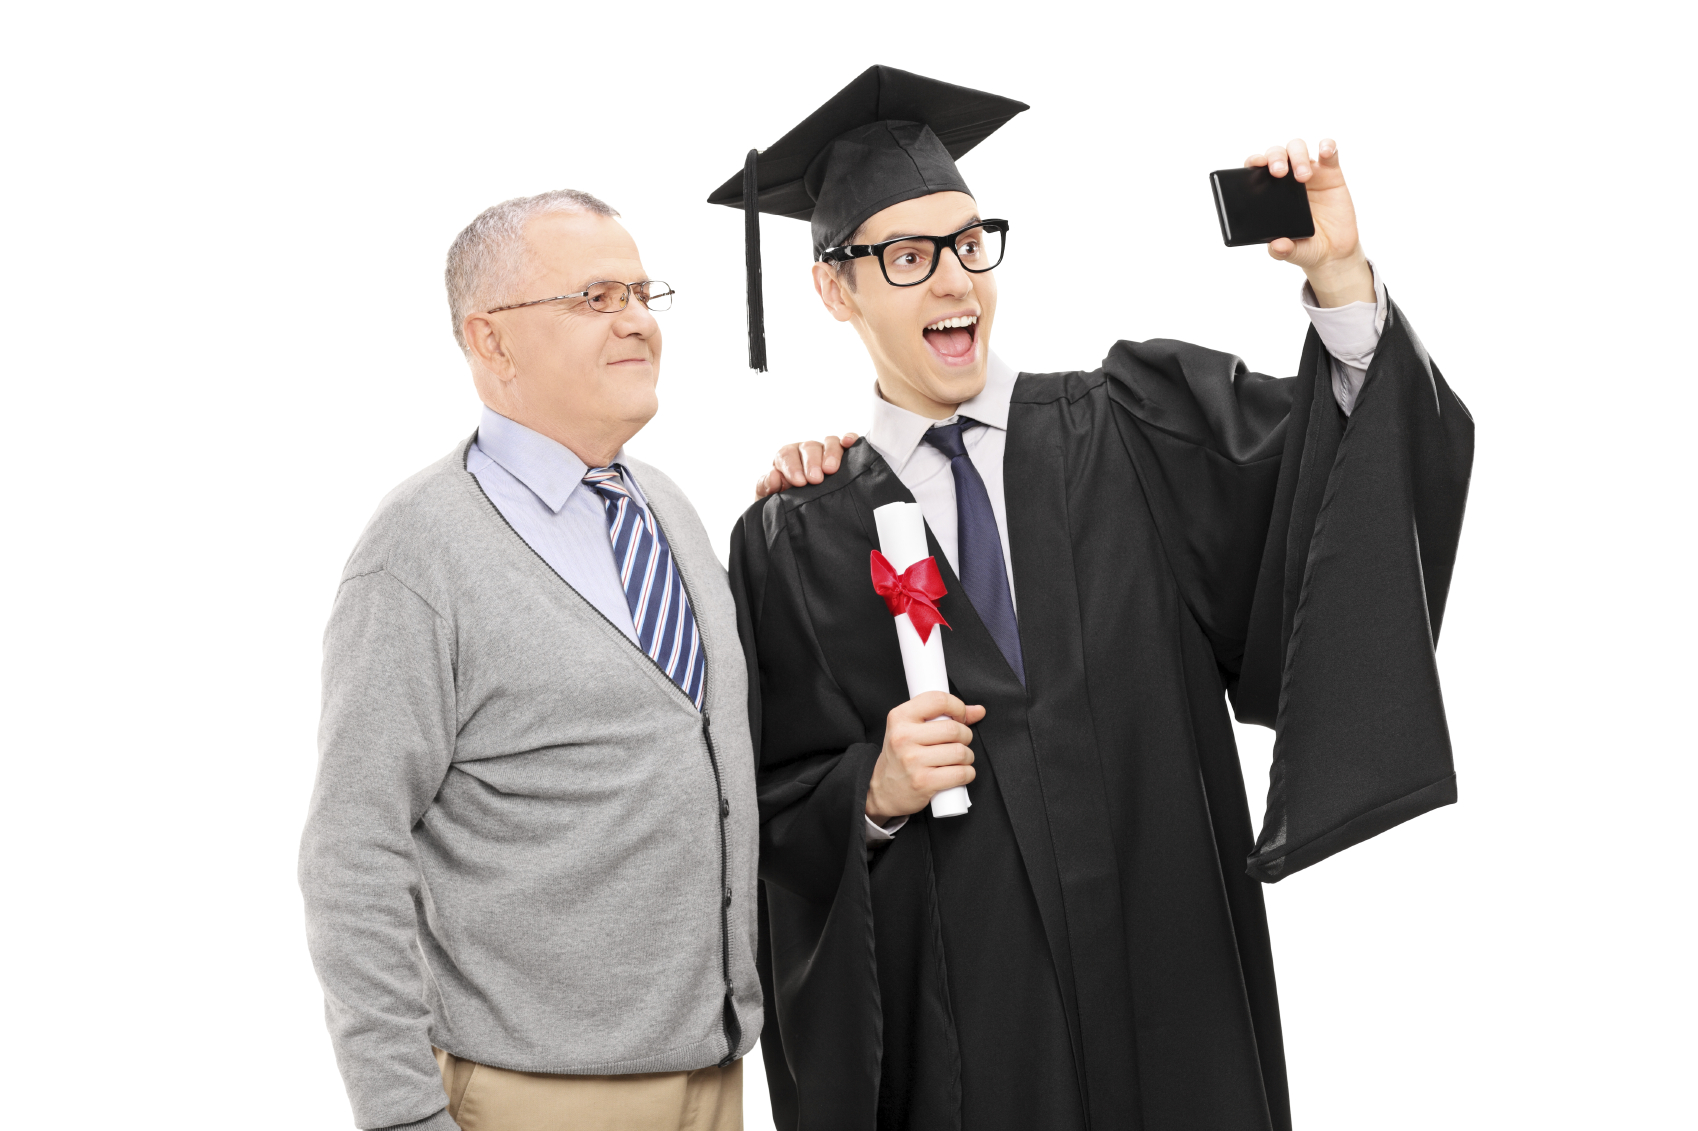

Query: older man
[301,189,778,1131]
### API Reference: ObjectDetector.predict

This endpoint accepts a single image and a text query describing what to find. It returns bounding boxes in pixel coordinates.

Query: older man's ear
[464,314,518,384]
[755,433,861,499]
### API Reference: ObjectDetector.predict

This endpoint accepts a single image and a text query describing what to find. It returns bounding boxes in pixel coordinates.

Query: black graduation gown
[729,299,1473,1131]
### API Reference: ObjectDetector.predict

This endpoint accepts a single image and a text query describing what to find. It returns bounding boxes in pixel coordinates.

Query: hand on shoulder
[755,433,861,498]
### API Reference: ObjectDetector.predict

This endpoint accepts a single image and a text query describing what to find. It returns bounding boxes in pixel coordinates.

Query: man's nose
[930,249,974,297]
[611,297,659,336]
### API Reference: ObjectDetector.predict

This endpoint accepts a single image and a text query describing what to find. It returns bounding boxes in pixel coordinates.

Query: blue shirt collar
[475,407,629,514]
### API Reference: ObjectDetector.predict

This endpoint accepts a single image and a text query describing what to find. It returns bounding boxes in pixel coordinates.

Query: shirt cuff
[864,814,909,844]
[1301,260,1386,415]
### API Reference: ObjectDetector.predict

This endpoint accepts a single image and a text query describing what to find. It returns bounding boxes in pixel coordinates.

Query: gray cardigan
[299,438,761,1131]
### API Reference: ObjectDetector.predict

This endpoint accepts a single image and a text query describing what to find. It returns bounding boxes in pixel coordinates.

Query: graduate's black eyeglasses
[819,220,1008,287]
[486,280,675,315]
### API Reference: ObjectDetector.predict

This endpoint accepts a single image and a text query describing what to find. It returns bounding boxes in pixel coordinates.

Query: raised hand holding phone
[1243,138,1375,308]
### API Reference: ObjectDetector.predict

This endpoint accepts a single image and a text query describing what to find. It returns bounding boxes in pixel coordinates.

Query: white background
[3,2,1691,1127]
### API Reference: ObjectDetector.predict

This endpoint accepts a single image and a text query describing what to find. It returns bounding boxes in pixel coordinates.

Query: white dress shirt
[861,268,1388,842]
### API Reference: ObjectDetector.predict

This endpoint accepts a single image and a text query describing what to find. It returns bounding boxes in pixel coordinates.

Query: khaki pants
[434,1048,742,1131]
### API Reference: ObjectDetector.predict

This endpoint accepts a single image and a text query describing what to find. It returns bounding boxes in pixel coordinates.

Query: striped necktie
[583,465,706,708]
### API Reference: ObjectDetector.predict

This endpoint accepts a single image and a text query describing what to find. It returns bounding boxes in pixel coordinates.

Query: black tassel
[743,148,767,373]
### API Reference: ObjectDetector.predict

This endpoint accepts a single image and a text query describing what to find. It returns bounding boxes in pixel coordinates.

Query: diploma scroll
[873,501,971,819]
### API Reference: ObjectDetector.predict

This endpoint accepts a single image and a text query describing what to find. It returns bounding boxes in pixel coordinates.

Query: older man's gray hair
[445,188,619,352]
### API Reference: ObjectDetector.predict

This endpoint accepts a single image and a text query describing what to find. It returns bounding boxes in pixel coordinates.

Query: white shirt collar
[865,352,1017,475]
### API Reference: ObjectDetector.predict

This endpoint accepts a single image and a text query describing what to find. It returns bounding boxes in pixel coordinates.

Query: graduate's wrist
[1302,248,1374,308]
[864,791,903,824]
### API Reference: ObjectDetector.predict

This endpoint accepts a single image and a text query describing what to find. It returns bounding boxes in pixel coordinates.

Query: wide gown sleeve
[729,502,884,1131]
[1104,296,1474,881]
[729,505,882,900]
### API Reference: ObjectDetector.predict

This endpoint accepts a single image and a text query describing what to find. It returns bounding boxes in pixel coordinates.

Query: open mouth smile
[922,314,978,366]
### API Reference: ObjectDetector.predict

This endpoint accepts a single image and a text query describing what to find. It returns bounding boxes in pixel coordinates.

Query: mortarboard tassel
[743,148,767,373]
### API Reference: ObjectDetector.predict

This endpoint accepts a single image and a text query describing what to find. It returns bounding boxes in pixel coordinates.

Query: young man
[716,67,1473,1131]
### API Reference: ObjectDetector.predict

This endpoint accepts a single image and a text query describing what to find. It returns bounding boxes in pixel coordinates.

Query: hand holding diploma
[869,500,980,821]
[866,692,983,824]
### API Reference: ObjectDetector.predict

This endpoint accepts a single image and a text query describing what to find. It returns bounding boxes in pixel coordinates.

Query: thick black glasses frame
[818,219,1010,287]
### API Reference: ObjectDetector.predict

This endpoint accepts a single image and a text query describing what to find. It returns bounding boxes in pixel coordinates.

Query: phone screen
[1210,167,1315,247]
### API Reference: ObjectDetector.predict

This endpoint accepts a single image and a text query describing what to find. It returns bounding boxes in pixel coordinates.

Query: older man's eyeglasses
[486,279,675,315]
[818,220,1008,287]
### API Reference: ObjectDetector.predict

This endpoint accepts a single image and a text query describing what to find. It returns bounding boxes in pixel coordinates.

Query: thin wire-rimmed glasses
[486,279,675,315]
[819,220,1009,287]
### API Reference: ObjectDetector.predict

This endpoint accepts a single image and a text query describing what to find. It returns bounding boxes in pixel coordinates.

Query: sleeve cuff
[1300,259,1386,371]
[375,1108,460,1131]
[864,814,909,844]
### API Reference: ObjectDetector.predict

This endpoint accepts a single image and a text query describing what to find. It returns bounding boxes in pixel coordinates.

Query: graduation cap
[708,65,1028,371]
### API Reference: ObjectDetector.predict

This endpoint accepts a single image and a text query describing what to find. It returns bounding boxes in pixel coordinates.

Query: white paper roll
[874,502,971,819]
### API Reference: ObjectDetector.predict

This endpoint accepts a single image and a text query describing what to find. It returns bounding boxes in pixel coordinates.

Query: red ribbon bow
[870,550,951,644]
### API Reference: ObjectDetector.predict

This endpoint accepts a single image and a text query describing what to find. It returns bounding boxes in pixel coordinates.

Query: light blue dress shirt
[467,407,643,644]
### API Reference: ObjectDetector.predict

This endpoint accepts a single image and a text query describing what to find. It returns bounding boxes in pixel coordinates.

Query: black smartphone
[1210,166,1315,247]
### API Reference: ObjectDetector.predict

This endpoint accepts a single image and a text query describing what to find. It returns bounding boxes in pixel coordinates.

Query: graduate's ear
[811,261,858,324]
[464,312,519,383]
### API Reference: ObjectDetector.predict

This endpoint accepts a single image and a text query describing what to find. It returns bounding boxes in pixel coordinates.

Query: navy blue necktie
[923,419,1024,684]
